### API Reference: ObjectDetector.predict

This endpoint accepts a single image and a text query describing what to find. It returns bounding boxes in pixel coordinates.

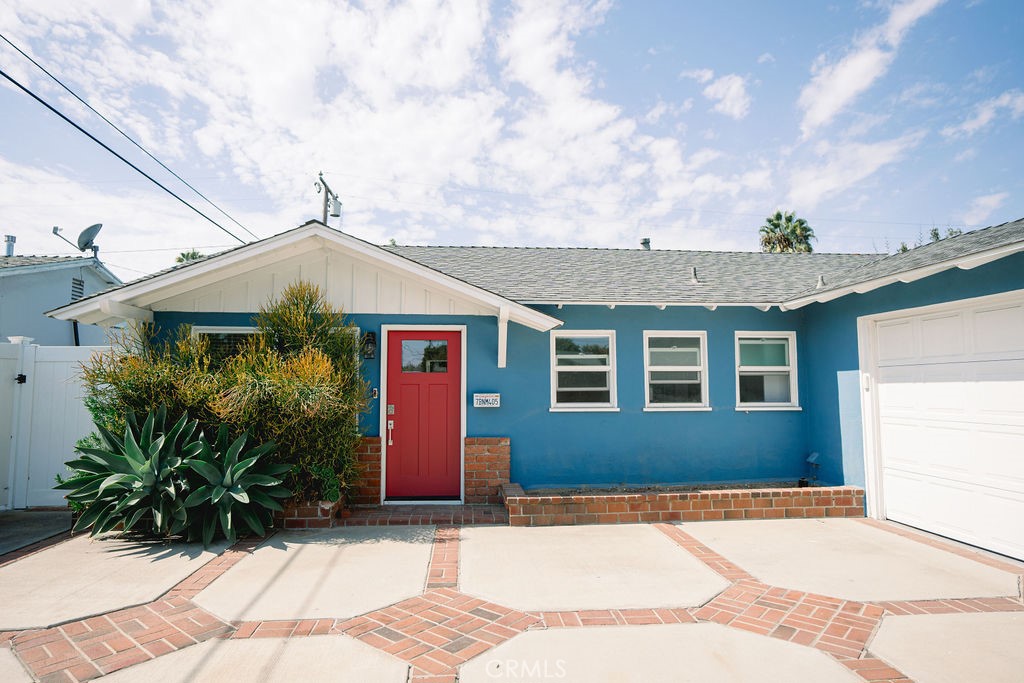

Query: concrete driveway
[0,516,1021,683]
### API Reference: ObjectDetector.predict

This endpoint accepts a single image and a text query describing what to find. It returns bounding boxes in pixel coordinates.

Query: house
[1,238,121,345]
[48,218,1024,560]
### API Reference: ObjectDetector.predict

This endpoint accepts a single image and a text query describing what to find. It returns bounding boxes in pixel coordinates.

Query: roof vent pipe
[4,235,14,257]
[689,266,699,284]
[816,274,826,289]
[640,237,651,250]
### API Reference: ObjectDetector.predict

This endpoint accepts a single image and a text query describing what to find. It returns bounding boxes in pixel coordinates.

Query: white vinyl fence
[1,339,104,509]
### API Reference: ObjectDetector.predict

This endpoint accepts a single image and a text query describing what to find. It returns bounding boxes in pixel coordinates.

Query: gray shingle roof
[787,217,1024,300]
[0,255,91,269]
[52,217,1024,313]
[385,246,880,304]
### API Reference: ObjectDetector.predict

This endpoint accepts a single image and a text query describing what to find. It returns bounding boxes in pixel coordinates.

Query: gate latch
[15,373,27,384]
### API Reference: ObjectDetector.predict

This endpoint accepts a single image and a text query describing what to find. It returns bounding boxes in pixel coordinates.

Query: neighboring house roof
[386,246,878,306]
[1,255,86,269]
[0,254,121,284]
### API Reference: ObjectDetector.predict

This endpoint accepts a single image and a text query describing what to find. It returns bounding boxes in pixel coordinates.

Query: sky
[0,0,1022,280]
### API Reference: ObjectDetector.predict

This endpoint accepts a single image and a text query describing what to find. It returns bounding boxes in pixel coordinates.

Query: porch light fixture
[362,331,377,359]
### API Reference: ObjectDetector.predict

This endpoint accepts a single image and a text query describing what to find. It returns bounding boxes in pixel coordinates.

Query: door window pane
[401,340,448,373]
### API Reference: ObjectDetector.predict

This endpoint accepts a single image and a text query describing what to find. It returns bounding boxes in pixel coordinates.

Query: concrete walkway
[460,623,860,682]
[0,533,226,630]
[1,518,1021,683]
[460,524,728,610]
[0,510,71,556]
[684,518,1019,601]
[193,526,434,621]
[101,634,408,683]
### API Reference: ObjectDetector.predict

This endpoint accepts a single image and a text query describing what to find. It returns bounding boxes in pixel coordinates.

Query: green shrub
[80,324,223,437]
[59,406,289,546]
[183,425,291,545]
[57,406,202,537]
[75,281,369,505]
[212,340,365,501]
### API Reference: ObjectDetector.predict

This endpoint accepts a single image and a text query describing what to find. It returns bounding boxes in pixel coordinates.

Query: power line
[0,33,259,241]
[0,66,247,245]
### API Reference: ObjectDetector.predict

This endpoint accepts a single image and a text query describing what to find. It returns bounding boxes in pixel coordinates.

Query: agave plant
[184,425,291,546]
[57,406,202,537]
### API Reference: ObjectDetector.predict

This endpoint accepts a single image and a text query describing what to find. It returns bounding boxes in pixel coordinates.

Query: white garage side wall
[857,289,1024,559]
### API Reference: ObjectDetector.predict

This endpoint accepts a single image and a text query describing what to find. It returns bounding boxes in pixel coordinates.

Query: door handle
[387,419,394,446]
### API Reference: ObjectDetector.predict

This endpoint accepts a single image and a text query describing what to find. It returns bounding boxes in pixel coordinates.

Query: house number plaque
[473,393,500,408]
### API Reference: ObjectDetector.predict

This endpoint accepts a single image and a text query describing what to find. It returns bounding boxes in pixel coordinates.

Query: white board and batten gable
[156,247,497,318]
[48,222,562,368]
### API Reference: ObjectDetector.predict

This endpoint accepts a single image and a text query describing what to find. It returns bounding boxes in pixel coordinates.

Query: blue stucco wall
[154,306,820,490]
[802,251,1024,487]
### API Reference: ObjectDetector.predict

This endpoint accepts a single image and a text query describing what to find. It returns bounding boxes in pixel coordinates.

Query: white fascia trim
[0,258,116,281]
[781,241,1024,311]
[49,223,562,332]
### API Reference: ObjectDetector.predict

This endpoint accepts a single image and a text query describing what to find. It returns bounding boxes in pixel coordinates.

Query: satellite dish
[77,224,102,252]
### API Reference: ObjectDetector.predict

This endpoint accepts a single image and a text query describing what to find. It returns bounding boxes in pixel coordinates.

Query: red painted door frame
[383,327,463,500]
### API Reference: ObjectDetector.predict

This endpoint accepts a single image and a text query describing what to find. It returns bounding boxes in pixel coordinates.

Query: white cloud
[757,52,775,64]
[896,81,946,108]
[941,89,1024,137]
[4,0,924,262]
[680,68,714,84]
[787,132,925,209]
[797,0,944,138]
[682,68,752,120]
[702,74,751,120]
[644,97,692,124]
[644,101,668,124]
[958,192,1008,225]
[953,147,977,162]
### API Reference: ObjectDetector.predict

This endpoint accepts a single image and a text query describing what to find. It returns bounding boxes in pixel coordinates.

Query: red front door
[385,330,462,499]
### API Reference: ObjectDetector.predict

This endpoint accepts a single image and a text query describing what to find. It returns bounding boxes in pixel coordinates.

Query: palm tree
[759,211,815,253]
[176,249,203,264]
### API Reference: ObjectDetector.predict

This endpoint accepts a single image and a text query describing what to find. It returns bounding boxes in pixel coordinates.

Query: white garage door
[870,292,1024,560]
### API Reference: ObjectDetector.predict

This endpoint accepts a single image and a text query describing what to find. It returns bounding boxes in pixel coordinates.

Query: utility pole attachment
[314,172,342,225]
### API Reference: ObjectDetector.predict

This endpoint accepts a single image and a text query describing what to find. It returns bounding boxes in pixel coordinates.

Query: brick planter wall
[464,437,511,504]
[501,484,865,527]
[351,437,382,506]
[275,499,343,529]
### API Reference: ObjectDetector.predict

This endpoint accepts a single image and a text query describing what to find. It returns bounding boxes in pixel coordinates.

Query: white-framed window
[191,326,258,363]
[643,331,709,410]
[550,330,618,411]
[191,325,361,364]
[735,331,799,410]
